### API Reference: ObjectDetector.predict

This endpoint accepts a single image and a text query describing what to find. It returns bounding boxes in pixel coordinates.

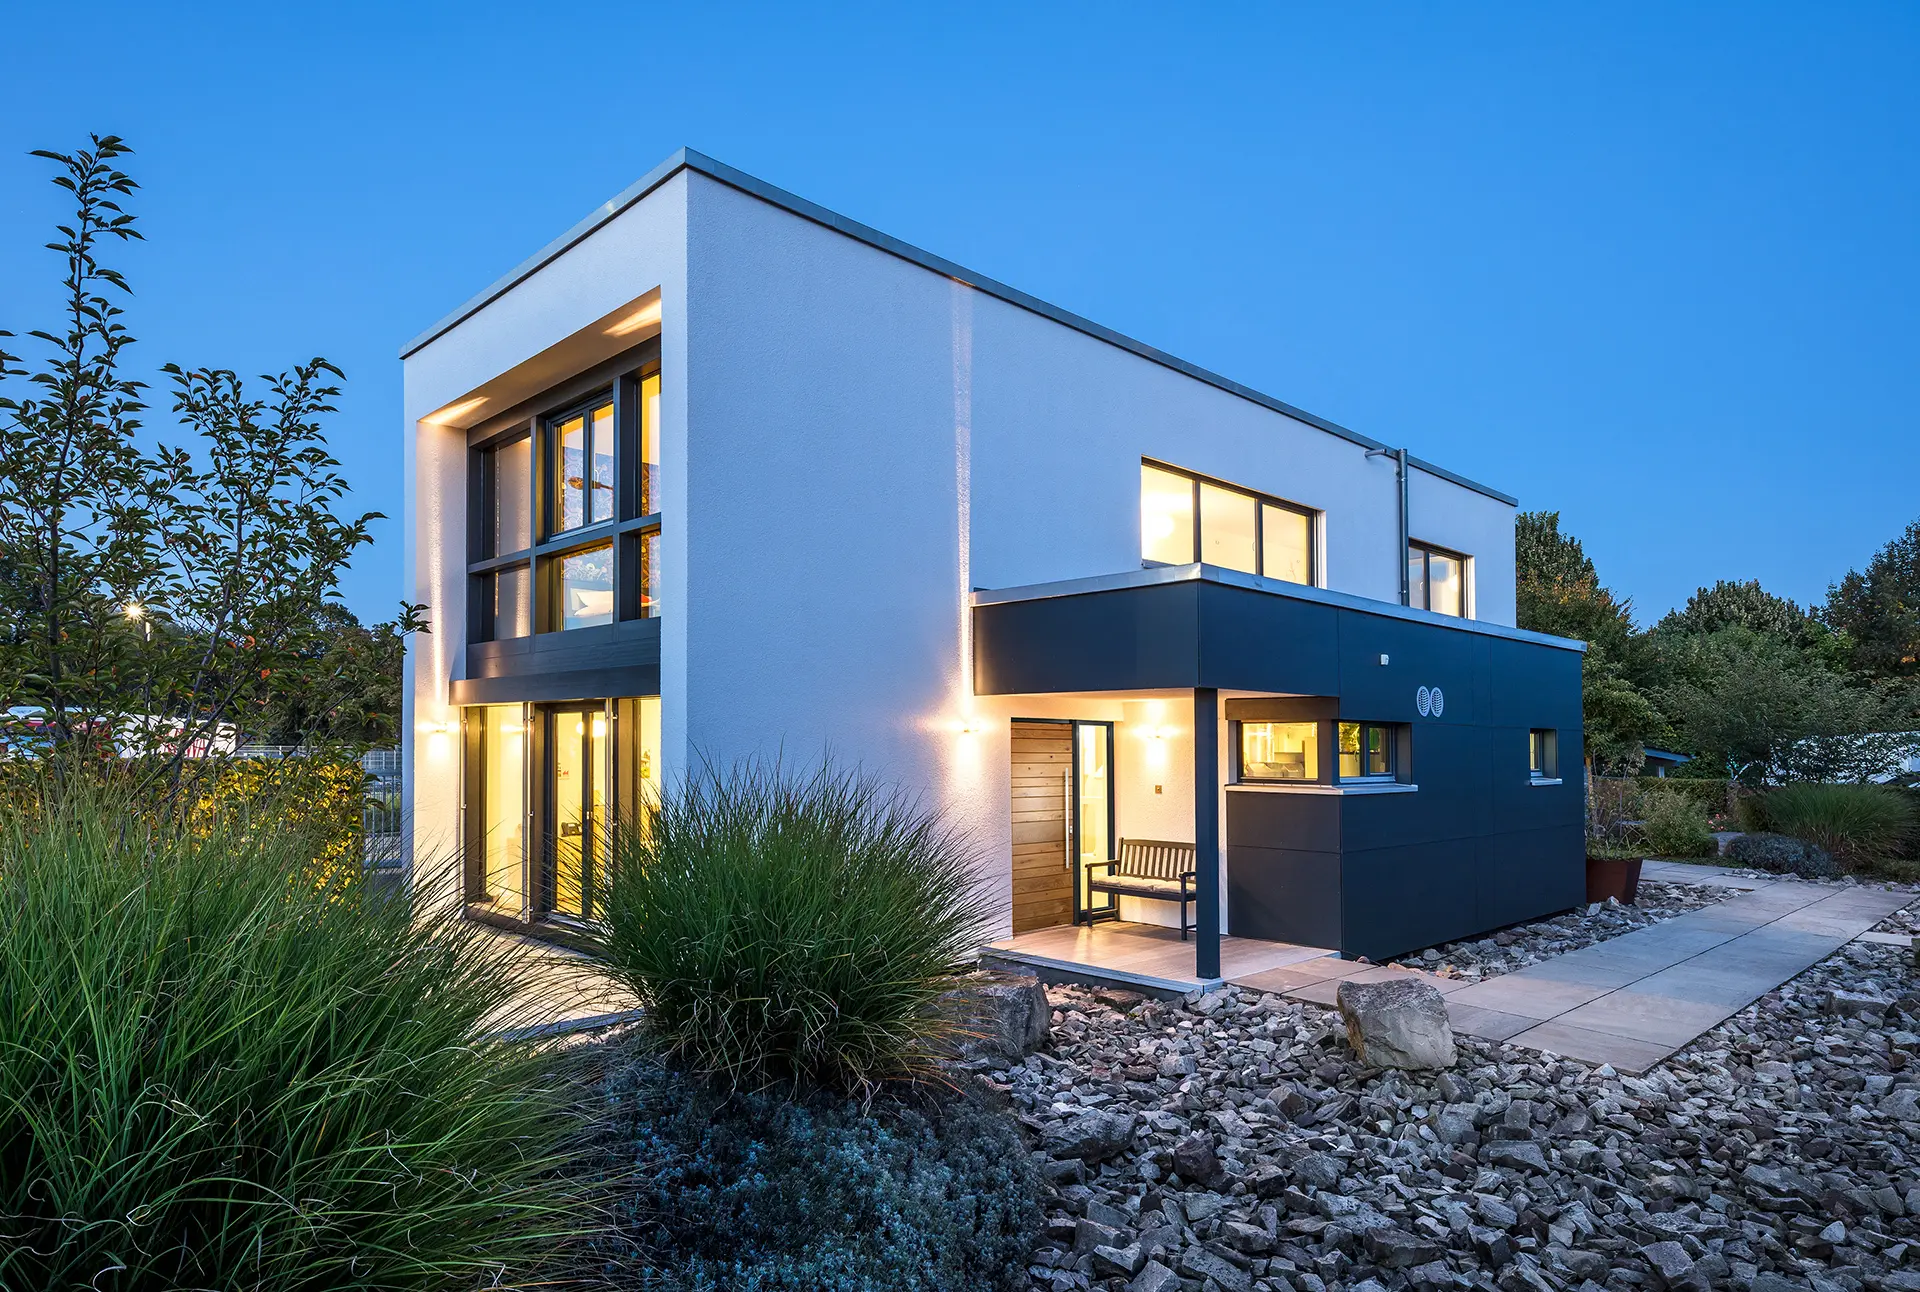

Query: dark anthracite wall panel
[1478,825,1586,932]
[973,578,1587,957]
[1341,838,1481,960]
[1225,789,1341,853]
[1196,585,1341,695]
[1334,611,1490,727]
[974,583,1201,695]
[1226,845,1342,948]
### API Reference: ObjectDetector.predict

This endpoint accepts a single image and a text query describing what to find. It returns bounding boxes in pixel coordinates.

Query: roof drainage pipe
[1367,447,1411,606]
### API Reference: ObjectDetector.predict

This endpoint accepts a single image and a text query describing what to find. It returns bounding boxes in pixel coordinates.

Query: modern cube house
[403,149,1585,974]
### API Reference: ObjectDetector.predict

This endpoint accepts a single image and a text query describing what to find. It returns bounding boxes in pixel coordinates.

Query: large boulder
[1336,976,1457,1070]
[942,972,1050,1063]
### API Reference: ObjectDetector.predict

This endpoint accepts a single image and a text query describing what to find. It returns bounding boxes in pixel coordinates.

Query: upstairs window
[1408,541,1467,617]
[551,396,615,534]
[1140,460,1317,585]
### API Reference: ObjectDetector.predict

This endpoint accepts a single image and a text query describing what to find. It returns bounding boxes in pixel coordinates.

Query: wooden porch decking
[981,919,1337,995]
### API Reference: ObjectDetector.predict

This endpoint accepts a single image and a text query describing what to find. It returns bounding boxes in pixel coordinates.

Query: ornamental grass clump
[597,760,996,1095]
[0,791,592,1291]
[1640,786,1716,858]
[1763,782,1916,867]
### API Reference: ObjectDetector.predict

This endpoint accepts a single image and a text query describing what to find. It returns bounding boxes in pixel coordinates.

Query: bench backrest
[1116,838,1196,880]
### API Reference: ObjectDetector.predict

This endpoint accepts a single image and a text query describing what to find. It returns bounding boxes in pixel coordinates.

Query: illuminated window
[1529,729,1558,780]
[552,397,615,534]
[1409,542,1468,617]
[1338,722,1395,780]
[639,372,661,517]
[1141,463,1195,564]
[1141,461,1316,585]
[1239,721,1319,782]
[555,543,614,631]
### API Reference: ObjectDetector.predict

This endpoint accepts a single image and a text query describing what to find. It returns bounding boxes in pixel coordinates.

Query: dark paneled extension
[976,572,1586,961]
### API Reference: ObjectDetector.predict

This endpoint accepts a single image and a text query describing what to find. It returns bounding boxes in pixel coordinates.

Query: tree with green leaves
[1824,518,1920,680]
[1514,510,1662,773]
[0,137,423,785]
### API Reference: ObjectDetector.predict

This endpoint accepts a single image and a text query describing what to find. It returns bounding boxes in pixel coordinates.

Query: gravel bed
[998,941,1920,1292]
[1385,881,1727,983]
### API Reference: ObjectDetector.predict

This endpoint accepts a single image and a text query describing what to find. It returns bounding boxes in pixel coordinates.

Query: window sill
[1228,781,1418,796]
[1528,777,1564,787]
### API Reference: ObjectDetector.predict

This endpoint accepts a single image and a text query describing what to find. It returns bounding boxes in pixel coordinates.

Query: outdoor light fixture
[423,395,488,427]
[606,298,662,337]
[415,718,458,736]
[955,715,987,735]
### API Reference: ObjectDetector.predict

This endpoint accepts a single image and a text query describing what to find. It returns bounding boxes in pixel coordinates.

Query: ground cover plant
[597,759,998,1095]
[589,1055,1041,1291]
[0,792,589,1291]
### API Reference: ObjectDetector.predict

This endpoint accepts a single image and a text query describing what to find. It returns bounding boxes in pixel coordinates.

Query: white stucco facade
[401,151,1525,942]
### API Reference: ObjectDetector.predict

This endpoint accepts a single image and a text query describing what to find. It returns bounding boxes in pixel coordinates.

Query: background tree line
[1518,511,1920,783]
[0,136,421,787]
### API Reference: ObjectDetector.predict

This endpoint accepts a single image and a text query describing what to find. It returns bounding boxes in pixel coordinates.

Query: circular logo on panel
[1417,686,1445,718]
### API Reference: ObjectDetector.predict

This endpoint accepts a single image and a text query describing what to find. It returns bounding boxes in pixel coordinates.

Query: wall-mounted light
[415,719,458,736]
[423,395,488,427]
[954,715,988,736]
[606,298,662,337]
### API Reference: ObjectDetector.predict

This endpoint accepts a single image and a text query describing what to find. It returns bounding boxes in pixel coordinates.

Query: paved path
[1232,879,1913,1074]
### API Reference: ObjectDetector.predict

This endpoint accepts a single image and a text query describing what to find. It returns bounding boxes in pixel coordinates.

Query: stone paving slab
[1230,876,1913,1075]
[1455,881,1912,1072]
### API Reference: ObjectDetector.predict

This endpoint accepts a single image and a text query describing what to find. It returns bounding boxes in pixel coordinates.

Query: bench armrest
[1081,855,1119,871]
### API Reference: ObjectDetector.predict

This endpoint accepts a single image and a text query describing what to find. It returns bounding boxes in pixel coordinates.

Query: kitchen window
[1338,722,1395,781]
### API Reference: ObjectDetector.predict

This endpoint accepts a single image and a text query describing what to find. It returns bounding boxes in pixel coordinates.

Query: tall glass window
[640,373,661,516]
[1240,721,1319,782]
[1140,463,1196,564]
[553,396,614,535]
[556,543,614,631]
[492,437,531,555]
[1409,542,1467,617]
[1262,503,1311,585]
[1199,483,1257,573]
[479,705,526,908]
[492,564,531,638]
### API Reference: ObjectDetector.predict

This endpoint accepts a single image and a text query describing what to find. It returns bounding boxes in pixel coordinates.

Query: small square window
[1529,729,1558,781]
[1338,722,1395,780]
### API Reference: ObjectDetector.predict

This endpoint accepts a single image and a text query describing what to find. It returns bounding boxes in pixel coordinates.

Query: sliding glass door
[544,703,610,920]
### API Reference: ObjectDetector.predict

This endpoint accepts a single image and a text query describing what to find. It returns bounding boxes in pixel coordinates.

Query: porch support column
[1193,687,1222,980]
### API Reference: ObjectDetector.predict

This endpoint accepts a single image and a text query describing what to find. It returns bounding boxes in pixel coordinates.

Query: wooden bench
[1081,838,1198,939]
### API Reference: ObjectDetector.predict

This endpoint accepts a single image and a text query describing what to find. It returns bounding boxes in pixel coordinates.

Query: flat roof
[402,148,1519,507]
[972,563,1587,653]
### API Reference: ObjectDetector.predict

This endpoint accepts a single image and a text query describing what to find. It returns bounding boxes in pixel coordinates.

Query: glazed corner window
[552,397,615,534]
[1529,729,1558,780]
[1338,722,1395,781]
[1140,460,1317,585]
[555,543,614,631]
[639,372,661,516]
[486,437,532,556]
[489,563,531,639]
[1408,542,1467,617]
[1240,721,1318,782]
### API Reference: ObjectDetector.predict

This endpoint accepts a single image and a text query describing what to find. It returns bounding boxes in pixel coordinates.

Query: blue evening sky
[2,3,1914,626]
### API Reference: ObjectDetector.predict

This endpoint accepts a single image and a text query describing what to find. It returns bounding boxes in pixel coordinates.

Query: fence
[235,745,403,867]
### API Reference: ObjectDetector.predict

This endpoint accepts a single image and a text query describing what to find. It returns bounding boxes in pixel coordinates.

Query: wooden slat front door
[1010,721,1073,934]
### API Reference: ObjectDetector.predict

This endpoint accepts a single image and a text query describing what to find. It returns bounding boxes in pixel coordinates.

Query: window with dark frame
[466,358,662,641]
[1529,728,1558,781]
[1234,718,1408,786]
[1338,721,1395,780]
[1140,460,1317,586]
[1408,541,1468,617]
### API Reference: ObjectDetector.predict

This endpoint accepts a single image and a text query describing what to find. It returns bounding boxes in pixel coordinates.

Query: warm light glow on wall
[423,395,488,427]
[605,298,662,337]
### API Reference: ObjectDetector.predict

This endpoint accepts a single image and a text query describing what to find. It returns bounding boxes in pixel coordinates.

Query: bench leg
[1181,896,1189,942]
